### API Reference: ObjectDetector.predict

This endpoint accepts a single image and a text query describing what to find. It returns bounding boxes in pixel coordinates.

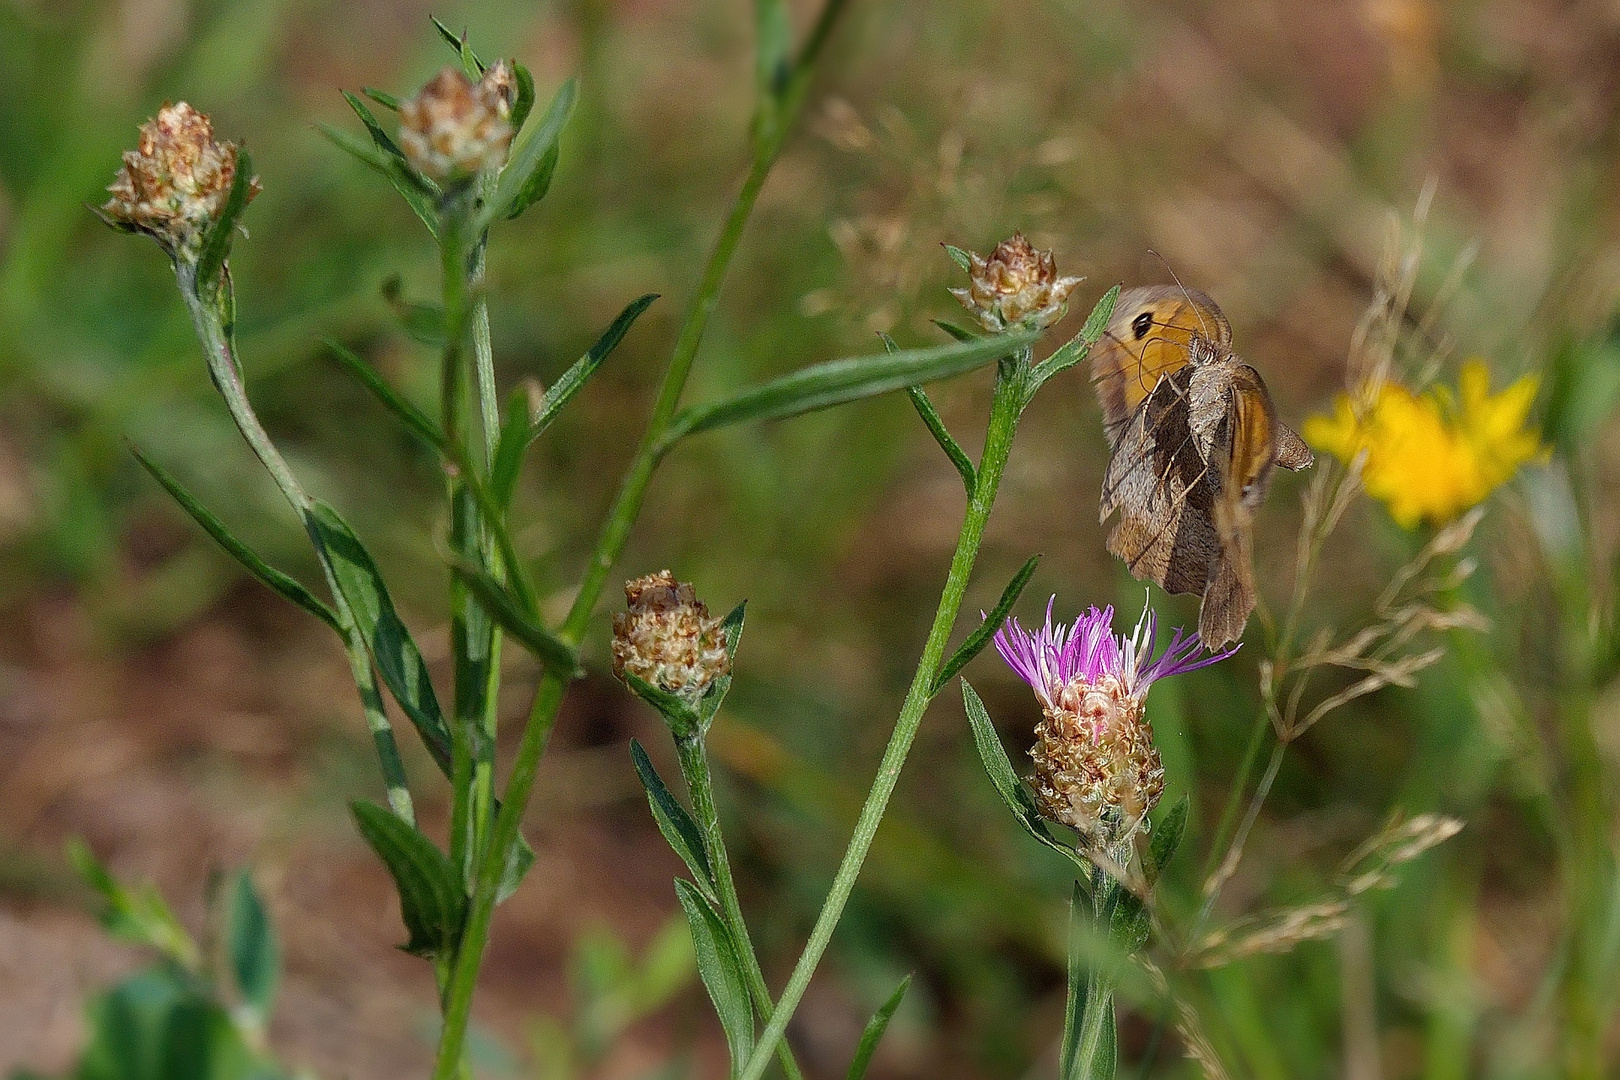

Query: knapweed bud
[399,63,516,181]
[100,102,260,263]
[612,571,730,701]
[950,233,1082,332]
[994,599,1233,845]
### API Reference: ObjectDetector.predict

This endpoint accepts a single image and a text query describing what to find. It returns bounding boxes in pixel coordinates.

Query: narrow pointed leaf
[362,86,402,110]
[630,739,715,893]
[668,331,1036,441]
[755,0,792,99]
[504,142,559,221]
[942,244,974,272]
[320,124,439,237]
[323,339,447,454]
[696,600,745,730]
[491,386,537,510]
[510,62,536,133]
[132,447,341,633]
[492,293,659,502]
[226,871,279,1020]
[342,90,417,173]
[962,681,1086,872]
[1059,880,1086,1080]
[1148,795,1189,881]
[1030,285,1120,392]
[351,800,465,957]
[880,332,975,494]
[482,77,577,227]
[67,839,200,970]
[430,15,484,73]
[931,555,1040,695]
[932,319,980,342]
[624,673,701,740]
[305,502,452,773]
[194,149,255,292]
[452,561,579,675]
[674,879,755,1076]
[846,974,911,1080]
[498,833,536,904]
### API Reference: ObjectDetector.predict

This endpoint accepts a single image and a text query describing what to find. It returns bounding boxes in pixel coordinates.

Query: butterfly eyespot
[1131,311,1154,340]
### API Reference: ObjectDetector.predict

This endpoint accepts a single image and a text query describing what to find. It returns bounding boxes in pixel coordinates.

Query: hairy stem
[677,734,806,1080]
[736,356,1028,1080]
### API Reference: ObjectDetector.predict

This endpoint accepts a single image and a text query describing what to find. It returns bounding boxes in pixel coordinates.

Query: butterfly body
[1092,287,1312,648]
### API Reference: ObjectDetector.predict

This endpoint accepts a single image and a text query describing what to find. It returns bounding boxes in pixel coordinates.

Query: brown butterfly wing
[1090,286,1233,446]
[1101,366,1222,597]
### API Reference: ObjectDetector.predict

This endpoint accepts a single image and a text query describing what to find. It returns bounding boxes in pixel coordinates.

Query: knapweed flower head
[1303,359,1546,528]
[950,233,1082,333]
[100,102,260,263]
[612,571,730,701]
[994,599,1233,844]
[399,63,517,181]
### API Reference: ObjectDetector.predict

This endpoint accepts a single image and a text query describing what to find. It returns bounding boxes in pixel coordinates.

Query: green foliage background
[3,0,1619,1077]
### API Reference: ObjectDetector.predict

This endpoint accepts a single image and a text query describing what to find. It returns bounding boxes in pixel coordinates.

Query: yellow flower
[1302,360,1547,528]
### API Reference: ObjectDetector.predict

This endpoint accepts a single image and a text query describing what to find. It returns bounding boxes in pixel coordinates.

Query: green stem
[676,734,806,1080]
[430,57,834,1080]
[735,357,1028,1080]
[180,270,414,823]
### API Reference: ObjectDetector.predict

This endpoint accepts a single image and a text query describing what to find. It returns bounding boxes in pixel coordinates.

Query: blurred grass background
[3,0,1620,1076]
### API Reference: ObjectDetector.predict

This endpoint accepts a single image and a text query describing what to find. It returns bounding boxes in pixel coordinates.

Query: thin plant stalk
[676,733,806,1080]
[430,7,849,1069]
[736,353,1030,1080]
[179,272,415,824]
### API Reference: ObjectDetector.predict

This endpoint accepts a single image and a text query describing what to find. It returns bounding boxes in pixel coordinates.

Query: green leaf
[942,244,974,272]
[1029,285,1119,393]
[696,600,745,731]
[319,123,439,238]
[668,331,1036,442]
[932,319,980,342]
[322,339,447,454]
[362,86,402,110]
[194,148,255,292]
[452,561,580,676]
[624,673,702,740]
[482,77,577,227]
[381,275,447,347]
[510,62,537,133]
[674,879,754,1077]
[491,387,537,512]
[430,14,484,75]
[491,293,659,505]
[226,871,279,1021]
[880,332,975,495]
[1147,795,1189,882]
[68,839,200,970]
[1059,880,1085,1080]
[131,447,341,633]
[351,800,465,958]
[342,90,419,176]
[498,833,536,904]
[305,501,452,774]
[504,142,559,221]
[630,739,715,893]
[961,681,1087,873]
[75,969,259,1080]
[931,555,1039,695]
[846,974,911,1080]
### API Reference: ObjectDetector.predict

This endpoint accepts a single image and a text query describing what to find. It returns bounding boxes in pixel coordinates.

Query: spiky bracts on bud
[399,63,517,180]
[995,599,1234,844]
[100,102,260,263]
[612,571,730,700]
[950,233,1082,333]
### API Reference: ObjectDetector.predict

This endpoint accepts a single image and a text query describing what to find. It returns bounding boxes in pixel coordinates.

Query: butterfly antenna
[1148,249,1212,343]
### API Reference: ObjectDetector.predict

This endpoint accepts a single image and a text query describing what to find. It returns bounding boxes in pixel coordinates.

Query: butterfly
[1090,286,1313,649]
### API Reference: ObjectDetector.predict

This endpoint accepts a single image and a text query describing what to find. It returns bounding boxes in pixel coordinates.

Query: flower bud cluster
[612,571,730,700]
[950,233,1082,332]
[101,102,259,263]
[399,63,517,181]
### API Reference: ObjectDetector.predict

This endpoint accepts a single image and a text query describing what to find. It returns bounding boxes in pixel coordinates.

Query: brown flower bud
[100,102,260,262]
[950,233,1082,332]
[399,63,516,181]
[612,571,731,700]
[1030,675,1164,845]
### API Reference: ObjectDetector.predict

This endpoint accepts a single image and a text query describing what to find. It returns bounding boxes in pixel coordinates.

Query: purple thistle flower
[993,596,1235,710]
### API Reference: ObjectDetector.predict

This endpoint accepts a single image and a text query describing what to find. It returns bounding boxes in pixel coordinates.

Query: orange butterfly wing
[1089,286,1232,446]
